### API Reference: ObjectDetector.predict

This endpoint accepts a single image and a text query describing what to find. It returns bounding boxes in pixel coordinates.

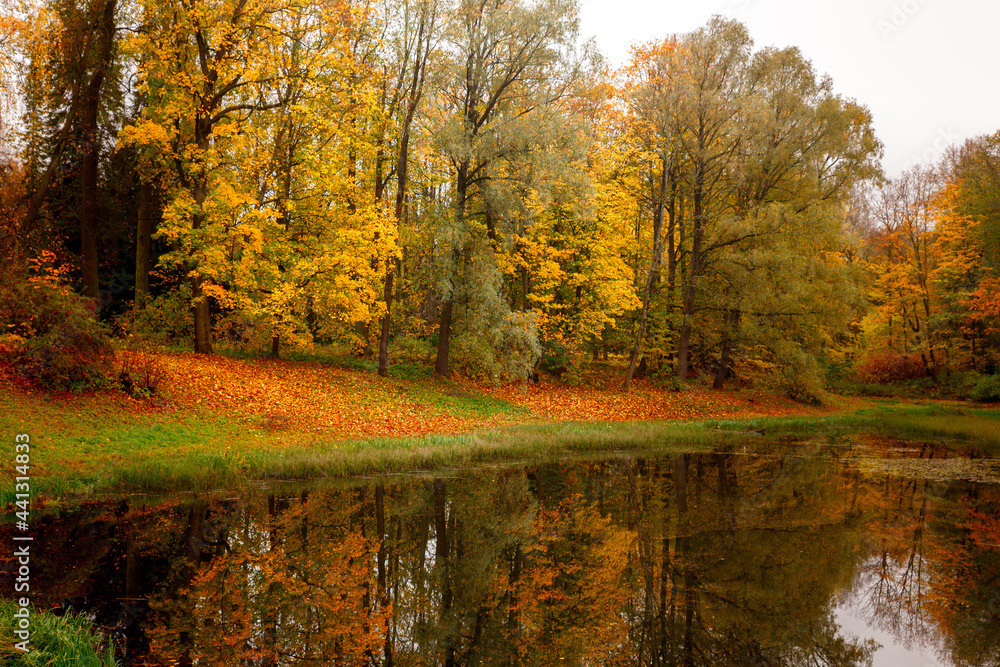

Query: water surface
[3,435,998,665]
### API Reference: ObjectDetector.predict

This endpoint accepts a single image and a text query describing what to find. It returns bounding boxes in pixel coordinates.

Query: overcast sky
[578,0,1000,177]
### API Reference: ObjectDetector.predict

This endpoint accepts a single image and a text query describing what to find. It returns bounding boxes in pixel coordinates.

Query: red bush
[855,352,927,384]
[1,268,113,391]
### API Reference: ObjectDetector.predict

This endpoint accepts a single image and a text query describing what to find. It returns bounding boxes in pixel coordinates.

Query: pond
[3,434,999,666]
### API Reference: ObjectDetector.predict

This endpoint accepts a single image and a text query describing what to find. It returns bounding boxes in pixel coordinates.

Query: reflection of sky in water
[835,604,947,667]
[4,442,997,665]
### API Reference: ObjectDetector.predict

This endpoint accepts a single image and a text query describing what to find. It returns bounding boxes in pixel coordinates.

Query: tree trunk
[378,271,394,376]
[435,299,454,377]
[435,161,469,378]
[677,169,704,383]
[713,336,733,389]
[190,111,214,353]
[381,0,434,378]
[667,193,679,297]
[80,103,100,301]
[135,177,153,306]
[626,155,671,391]
[192,275,213,354]
[713,310,739,389]
[78,0,118,302]
[379,69,419,376]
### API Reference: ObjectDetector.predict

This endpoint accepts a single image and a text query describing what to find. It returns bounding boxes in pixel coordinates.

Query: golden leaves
[125,350,816,444]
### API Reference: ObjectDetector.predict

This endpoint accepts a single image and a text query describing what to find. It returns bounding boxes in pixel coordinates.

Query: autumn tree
[121,0,397,355]
[124,0,280,353]
[858,167,949,377]
[618,38,684,390]
[121,0,305,353]
[515,172,640,377]
[231,0,396,359]
[704,44,879,391]
[0,0,21,153]
[428,0,584,379]
[944,134,1000,368]
[0,0,26,262]
[375,0,440,376]
[612,19,878,392]
[13,0,125,301]
[663,18,753,383]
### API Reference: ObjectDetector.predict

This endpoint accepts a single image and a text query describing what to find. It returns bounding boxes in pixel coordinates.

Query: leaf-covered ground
[8,352,997,498]
[151,352,822,436]
[0,351,840,491]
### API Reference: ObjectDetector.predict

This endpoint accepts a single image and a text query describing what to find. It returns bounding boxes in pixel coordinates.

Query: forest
[1,0,999,402]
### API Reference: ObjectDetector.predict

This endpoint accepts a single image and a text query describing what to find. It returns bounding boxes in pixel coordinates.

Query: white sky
[579,0,1000,177]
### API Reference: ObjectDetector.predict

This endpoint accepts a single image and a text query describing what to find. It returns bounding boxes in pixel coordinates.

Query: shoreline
[1,352,997,499]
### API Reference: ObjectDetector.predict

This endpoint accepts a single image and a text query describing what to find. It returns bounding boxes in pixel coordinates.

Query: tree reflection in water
[3,440,998,666]
[839,439,1000,667]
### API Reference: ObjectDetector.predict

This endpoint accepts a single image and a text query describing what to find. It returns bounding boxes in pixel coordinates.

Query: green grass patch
[10,416,741,497]
[0,601,117,666]
[705,403,1000,455]
[103,419,732,493]
[398,381,526,418]
[388,363,434,381]
[4,369,999,500]
[213,345,382,372]
[827,370,985,401]
[0,386,268,502]
[24,403,1000,497]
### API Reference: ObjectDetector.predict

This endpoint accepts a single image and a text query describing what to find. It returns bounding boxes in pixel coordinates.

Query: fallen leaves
[146,352,818,439]
[154,352,516,438]
[480,376,809,424]
[2,350,823,443]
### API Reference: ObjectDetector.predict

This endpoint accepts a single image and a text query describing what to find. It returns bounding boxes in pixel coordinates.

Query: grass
[399,382,529,418]
[826,369,988,401]
[0,601,117,666]
[0,361,791,497]
[17,416,739,498]
[2,348,999,499]
[4,391,998,500]
[1,347,818,499]
[705,402,1000,455]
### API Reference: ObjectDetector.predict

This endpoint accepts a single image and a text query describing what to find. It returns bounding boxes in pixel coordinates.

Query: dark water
[3,436,999,666]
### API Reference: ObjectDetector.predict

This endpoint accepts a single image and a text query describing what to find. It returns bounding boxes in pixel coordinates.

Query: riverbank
[1,351,997,499]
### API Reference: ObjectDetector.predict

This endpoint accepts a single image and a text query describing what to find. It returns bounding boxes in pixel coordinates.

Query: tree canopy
[2,1,996,397]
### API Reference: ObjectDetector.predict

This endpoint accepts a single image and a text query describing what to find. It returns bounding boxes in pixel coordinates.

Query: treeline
[851,136,1000,390]
[1,0,992,396]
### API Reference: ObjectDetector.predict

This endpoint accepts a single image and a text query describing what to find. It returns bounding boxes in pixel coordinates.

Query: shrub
[115,287,193,346]
[1,270,113,391]
[117,341,168,398]
[776,344,825,405]
[389,335,435,365]
[211,310,256,350]
[970,373,1000,403]
[539,339,569,377]
[650,371,683,392]
[210,309,314,356]
[16,318,113,391]
[855,351,927,384]
[452,310,541,383]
